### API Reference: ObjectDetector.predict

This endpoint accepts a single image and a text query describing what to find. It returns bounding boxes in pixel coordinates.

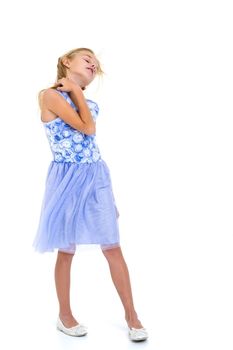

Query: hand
[54,77,82,93]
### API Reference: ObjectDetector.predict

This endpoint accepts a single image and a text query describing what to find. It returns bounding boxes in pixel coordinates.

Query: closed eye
[83,56,97,71]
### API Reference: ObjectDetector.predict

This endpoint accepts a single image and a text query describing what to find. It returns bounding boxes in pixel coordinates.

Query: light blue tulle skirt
[32,158,120,254]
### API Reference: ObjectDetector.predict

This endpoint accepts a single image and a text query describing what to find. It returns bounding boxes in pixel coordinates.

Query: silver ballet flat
[56,316,88,337]
[128,327,148,341]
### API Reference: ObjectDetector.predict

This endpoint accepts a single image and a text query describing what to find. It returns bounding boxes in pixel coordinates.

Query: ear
[62,57,71,69]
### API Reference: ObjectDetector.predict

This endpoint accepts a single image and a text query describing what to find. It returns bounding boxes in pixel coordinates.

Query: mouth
[86,67,94,76]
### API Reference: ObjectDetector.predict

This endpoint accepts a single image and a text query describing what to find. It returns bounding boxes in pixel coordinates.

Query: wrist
[70,84,83,94]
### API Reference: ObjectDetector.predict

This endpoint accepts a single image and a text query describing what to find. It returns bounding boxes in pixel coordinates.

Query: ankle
[125,310,138,322]
[59,312,73,319]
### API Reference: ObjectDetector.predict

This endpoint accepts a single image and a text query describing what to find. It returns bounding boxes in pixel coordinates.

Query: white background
[0,0,232,349]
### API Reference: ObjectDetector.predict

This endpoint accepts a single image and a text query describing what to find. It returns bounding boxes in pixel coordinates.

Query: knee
[101,246,123,261]
[56,250,75,263]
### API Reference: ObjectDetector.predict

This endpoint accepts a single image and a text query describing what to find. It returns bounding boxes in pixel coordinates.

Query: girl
[32,47,148,342]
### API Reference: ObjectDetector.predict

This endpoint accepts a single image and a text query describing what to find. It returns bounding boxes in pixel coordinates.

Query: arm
[69,87,96,129]
[42,88,96,135]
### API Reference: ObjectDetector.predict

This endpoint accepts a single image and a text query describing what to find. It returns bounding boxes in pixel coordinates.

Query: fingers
[55,78,64,90]
[55,78,65,85]
[54,81,62,87]
[55,77,72,92]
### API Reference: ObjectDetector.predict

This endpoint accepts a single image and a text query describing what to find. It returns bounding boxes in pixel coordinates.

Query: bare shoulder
[39,88,59,104]
[38,88,50,108]
[39,88,59,123]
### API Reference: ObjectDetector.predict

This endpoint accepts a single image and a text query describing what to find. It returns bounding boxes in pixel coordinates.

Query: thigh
[101,243,121,251]
[58,243,76,255]
[101,244,123,260]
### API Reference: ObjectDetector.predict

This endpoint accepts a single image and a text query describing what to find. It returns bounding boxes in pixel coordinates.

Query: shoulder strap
[56,90,78,110]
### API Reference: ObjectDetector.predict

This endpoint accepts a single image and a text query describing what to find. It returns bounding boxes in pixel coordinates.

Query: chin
[84,79,92,88]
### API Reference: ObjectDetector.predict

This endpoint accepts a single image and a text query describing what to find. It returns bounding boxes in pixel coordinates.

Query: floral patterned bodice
[42,90,102,163]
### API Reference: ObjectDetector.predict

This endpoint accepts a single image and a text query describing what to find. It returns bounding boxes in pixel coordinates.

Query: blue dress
[32,89,120,254]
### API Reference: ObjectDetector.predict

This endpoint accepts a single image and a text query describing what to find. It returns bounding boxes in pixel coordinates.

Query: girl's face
[65,51,99,88]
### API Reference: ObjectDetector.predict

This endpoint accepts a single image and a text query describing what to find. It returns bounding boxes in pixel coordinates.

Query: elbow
[85,123,96,136]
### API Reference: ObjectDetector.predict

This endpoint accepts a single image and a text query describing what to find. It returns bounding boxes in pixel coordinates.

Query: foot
[125,312,148,342]
[59,313,79,328]
[57,316,88,337]
[125,312,144,329]
[128,327,148,342]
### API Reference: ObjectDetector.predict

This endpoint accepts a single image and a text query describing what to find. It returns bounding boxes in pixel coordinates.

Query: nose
[91,62,96,72]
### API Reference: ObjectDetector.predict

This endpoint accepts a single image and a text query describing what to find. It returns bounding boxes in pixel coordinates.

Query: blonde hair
[38,47,104,107]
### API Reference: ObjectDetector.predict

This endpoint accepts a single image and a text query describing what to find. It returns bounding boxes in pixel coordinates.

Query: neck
[66,72,86,90]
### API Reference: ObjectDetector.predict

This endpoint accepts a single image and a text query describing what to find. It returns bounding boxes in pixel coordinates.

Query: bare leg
[101,246,144,329]
[54,250,79,328]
